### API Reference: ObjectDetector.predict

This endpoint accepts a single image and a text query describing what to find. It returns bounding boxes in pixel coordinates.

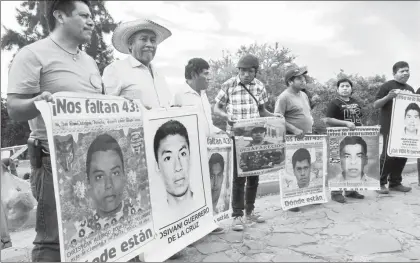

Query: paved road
[2,173,419,262]
[169,173,420,262]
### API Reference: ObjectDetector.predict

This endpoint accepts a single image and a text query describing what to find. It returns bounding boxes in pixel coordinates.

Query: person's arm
[7,48,54,122]
[324,100,355,129]
[213,101,229,120]
[259,104,280,117]
[213,86,230,121]
[373,84,398,109]
[257,85,282,117]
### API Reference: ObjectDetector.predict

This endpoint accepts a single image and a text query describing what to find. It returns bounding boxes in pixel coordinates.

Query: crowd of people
[2,0,419,261]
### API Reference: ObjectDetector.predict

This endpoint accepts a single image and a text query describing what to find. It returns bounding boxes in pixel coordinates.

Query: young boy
[324,78,365,203]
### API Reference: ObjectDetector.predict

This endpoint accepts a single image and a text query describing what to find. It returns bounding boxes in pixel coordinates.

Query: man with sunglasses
[213,54,279,232]
[7,1,102,261]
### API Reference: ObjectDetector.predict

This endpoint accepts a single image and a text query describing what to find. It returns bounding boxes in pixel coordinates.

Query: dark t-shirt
[375,80,414,133]
[417,88,420,95]
[326,97,363,126]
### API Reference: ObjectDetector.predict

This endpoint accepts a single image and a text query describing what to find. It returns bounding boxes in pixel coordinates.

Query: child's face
[88,150,126,215]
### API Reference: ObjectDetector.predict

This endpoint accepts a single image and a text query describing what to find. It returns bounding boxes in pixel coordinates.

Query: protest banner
[232,117,286,177]
[207,134,233,223]
[388,94,420,158]
[327,126,381,191]
[35,92,154,262]
[280,135,327,210]
[142,107,218,262]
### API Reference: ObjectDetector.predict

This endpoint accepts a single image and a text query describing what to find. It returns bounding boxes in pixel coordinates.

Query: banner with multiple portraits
[34,93,396,262]
[141,107,218,262]
[35,93,154,262]
[207,135,234,224]
[232,117,286,177]
[280,135,327,210]
[327,126,381,191]
[388,94,420,158]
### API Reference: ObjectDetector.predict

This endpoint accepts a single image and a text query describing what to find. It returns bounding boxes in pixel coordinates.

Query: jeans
[30,155,60,262]
[380,132,407,187]
[231,139,259,217]
[1,202,11,245]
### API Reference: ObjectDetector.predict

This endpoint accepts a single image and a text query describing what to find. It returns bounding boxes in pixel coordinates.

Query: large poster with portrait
[35,93,154,262]
[279,135,328,210]
[207,135,233,223]
[142,107,217,262]
[388,94,420,158]
[327,126,381,191]
[232,117,286,177]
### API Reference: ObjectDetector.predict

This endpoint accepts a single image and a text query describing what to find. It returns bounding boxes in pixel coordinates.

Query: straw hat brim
[112,19,172,54]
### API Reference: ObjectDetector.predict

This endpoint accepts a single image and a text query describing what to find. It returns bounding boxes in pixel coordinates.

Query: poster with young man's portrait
[35,93,155,262]
[388,94,420,158]
[233,117,286,177]
[327,127,381,191]
[280,135,327,210]
[142,107,217,262]
[207,135,233,223]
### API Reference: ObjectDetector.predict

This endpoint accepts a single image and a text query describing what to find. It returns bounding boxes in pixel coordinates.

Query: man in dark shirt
[373,61,414,193]
[325,78,365,203]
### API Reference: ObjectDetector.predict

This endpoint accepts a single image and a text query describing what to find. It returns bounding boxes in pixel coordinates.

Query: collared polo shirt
[102,56,173,108]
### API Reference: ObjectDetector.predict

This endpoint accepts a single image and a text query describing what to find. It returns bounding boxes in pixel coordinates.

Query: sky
[1,1,420,96]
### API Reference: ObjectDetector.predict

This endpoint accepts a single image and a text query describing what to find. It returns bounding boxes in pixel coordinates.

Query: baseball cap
[285,67,308,84]
[251,126,267,133]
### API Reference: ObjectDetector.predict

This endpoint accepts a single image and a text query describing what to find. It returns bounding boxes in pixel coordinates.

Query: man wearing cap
[274,66,314,212]
[214,54,280,231]
[7,1,101,261]
[275,67,313,139]
[103,19,173,109]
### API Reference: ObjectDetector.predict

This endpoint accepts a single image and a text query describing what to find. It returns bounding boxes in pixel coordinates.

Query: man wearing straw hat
[103,19,173,109]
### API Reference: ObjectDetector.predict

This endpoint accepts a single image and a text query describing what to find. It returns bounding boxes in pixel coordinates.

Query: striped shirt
[215,76,268,131]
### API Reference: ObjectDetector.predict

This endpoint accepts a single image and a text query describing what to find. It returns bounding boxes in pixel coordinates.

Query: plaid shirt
[215,76,268,131]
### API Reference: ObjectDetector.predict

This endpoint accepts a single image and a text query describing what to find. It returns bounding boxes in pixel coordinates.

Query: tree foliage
[207,43,386,133]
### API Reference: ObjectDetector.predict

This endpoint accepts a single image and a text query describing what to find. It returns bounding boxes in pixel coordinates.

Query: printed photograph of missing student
[328,135,380,184]
[283,147,323,190]
[235,124,285,175]
[208,153,230,214]
[403,103,420,138]
[151,118,206,225]
[53,129,151,251]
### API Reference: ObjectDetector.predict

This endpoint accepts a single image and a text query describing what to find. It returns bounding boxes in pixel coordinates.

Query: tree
[207,42,298,130]
[1,0,117,74]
